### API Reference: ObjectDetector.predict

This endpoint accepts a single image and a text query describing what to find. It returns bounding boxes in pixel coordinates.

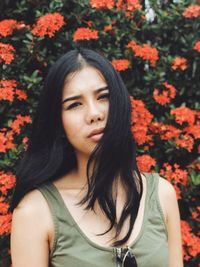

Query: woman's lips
[89,132,104,142]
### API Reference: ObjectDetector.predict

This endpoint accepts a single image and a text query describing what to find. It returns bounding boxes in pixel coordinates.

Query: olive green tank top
[37,172,168,267]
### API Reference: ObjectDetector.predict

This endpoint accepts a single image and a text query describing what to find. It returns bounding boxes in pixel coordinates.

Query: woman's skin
[11,66,183,267]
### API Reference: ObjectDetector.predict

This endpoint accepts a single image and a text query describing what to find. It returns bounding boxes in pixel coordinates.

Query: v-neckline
[49,172,149,252]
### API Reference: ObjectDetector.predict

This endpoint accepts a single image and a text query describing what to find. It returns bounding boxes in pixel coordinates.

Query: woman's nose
[86,101,105,124]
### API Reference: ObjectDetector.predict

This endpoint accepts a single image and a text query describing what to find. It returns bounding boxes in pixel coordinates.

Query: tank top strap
[36,182,76,258]
[142,171,168,236]
[37,182,74,227]
[142,172,160,201]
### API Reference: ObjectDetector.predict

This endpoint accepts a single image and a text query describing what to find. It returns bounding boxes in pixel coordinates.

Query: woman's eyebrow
[62,86,109,104]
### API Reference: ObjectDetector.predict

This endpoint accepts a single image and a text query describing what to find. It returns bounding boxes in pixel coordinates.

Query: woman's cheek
[62,113,82,136]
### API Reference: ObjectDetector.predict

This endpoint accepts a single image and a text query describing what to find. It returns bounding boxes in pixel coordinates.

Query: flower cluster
[0,196,9,215]
[182,5,200,18]
[171,106,196,126]
[73,27,99,42]
[153,82,176,106]
[0,19,18,37]
[0,80,27,102]
[111,59,130,71]
[11,114,32,134]
[175,133,194,152]
[149,118,197,154]
[116,0,142,12]
[160,163,188,199]
[183,121,200,140]
[127,40,159,66]
[181,220,200,260]
[170,107,199,152]
[0,129,15,153]
[150,122,181,141]
[0,115,31,153]
[130,96,154,145]
[0,170,15,236]
[136,154,156,172]
[171,56,188,71]
[90,0,141,11]
[0,171,16,196]
[193,40,200,52]
[0,42,15,64]
[90,0,115,9]
[0,214,12,235]
[32,12,65,38]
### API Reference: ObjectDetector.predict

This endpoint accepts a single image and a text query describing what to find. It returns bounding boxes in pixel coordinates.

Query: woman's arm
[10,190,50,267]
[158,177,183,267]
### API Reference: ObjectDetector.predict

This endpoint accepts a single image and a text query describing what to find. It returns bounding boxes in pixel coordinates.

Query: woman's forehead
[62,66,107,95]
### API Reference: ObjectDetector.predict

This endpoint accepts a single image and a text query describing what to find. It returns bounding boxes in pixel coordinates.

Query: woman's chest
[48,183,147,250]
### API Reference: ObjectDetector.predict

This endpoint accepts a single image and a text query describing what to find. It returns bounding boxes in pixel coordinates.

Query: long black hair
[10,48,143,247]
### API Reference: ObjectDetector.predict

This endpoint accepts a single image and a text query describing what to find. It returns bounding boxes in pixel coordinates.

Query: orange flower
[160,163,188,186]
[0,200,9,215]
[15,89,27,100]
[136,154,156,172]
[191,211,199,220]
[160,163,188,199]
[0,114,31,153]
[171,56,188,71]
[150,122,181,140]
[73,27,99,42]
[193,40,200,52]
[0,129,15,153]
[90,0,115,9]
[130,96,154,145]
[175,133,194,152]
[153,82,176,106]
[10,114,32,134]
[0,80,27,102]
[170,107,198,151]
[181,220,200,259]
[171,106,196,126]
[0,171,16,196]
[116,0,142,12]
[104,24,113,32]
[127,40,159,66]
[163,82,176,98]
[0,42,15,64]
[0,213,12,235]
[32,12,65,38]
[111,59,130,71]
[0,84,14,102]
[183,5,200,18]
[0,19,18,37]
[183,123,200,139]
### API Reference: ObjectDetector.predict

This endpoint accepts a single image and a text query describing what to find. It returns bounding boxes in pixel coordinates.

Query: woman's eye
[98,93,109,100]
[67,102,81,110]
[65,94,109,110]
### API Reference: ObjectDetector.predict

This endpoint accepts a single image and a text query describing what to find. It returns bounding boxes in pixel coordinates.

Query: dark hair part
[10,48,143,247]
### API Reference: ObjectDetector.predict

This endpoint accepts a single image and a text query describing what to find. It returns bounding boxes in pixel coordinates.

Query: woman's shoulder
[157,174,176,200]
[157,174,177,224]
[11,188,51,265]
[14,187,48,211]
[12,187,53,237]
[142,171,176,196]
[141,172,177,224]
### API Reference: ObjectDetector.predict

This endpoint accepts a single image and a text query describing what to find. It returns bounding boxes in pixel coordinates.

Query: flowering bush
[0,0,199,266]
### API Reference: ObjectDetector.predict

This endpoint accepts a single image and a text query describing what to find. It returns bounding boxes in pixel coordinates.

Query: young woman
[10,48,183,267]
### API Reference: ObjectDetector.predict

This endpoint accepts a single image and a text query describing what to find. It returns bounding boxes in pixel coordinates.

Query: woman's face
[61,66,109,158]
